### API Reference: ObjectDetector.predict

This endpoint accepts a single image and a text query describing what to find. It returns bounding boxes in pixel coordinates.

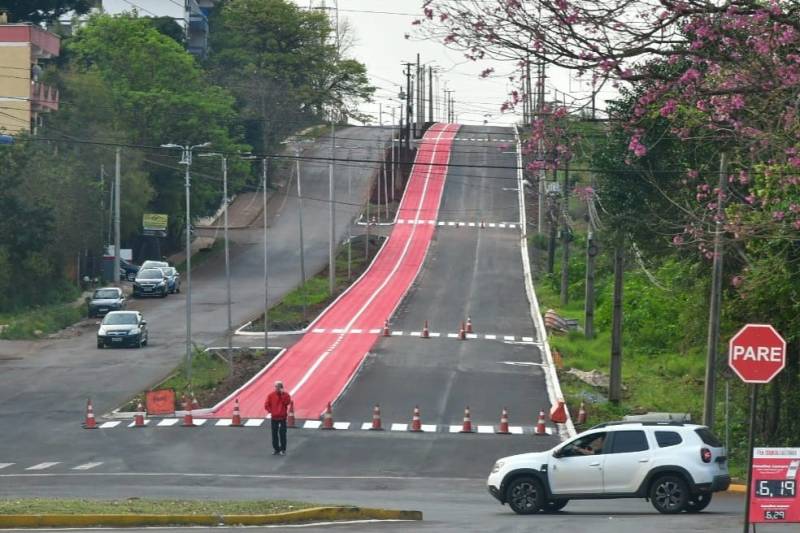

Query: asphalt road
[0,125,390,452]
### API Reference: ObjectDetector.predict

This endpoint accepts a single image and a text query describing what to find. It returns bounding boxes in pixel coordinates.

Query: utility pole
[609,241,624,403]
[293,146,308,321]
[428,66,434,123]
[391,106,396,202]
[415,53,421,138]
[329,122,336,295]
[404,63,413,153]
[365,199,370,259]
[263,158,269,353]
[113,148,121,287]
[584,229,596,339]
[703,151,729,429]
[560,161,570,306]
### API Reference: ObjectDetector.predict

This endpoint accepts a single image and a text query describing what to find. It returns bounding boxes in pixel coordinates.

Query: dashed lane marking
[305,329,537,343]
[0,463,14,470]
[26,462,60,471]
[157,418,179,427]
[72,462,103,471]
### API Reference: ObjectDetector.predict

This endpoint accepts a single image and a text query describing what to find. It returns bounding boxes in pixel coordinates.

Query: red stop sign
[728,324,786,383]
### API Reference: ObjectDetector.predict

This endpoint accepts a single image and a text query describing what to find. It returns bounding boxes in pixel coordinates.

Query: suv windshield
[102,313,137,325]
[138,269,163,280]
[93,289,119,299]
[142,261,167,269]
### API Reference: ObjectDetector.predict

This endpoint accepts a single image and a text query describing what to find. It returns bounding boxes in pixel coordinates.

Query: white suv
[487,422,730,515]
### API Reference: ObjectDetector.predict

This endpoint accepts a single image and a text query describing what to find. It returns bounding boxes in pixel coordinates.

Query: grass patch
[0,302,84,340]
[0,498,317,516]
[175,239,224,274]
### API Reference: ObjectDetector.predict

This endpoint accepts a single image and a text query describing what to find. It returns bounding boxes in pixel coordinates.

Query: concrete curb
[0,506,422,528]
[727,484,746,494]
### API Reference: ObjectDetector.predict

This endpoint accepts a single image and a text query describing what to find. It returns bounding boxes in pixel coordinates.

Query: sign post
[728,323,787,532]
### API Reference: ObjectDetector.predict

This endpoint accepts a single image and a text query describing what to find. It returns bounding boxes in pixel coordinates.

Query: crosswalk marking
[448,425,462,433]
[157,418,179,427]
[504,335,515,341]
[244,418,264,427]
[99,421,121,429]
[303,420,322,429]
[447,333,459,338]
[509,426,524,435]
[72,462,103,471]
[391,331,404,336]
[428,332,441,337]
[127,419,149,427]
[26,462,60,471]
[351,329,362,334]
[368,329,381,334]
[421,424,437,432]
[477,425,494,434]
[409,331,420,337]
[485,334,496,340]
[522,336,534,342]
[312,328,325,333]
[360,422,373,430]
[390,423,407,431]
[333,422,351,430]
[215,419,233,426]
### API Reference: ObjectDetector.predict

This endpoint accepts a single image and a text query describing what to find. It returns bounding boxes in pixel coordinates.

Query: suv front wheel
[506,476,544,515]
[650,474,689,514]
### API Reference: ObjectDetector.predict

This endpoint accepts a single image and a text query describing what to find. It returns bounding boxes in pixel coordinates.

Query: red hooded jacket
[264,390,291,420]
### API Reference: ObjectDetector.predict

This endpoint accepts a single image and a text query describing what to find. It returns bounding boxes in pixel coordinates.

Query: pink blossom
[659,99,677,117]
[773,211,785,221]
[672,234,684,245]
[794,220,800,230]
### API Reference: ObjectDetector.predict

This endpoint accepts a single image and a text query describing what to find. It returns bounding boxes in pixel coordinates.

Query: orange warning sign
[146,389,175,415]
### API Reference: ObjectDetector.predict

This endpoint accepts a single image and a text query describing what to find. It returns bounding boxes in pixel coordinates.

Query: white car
[487,421,730,515]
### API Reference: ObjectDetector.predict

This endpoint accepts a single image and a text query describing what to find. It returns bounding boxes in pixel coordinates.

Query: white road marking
[157,419,179,427]
[303,420,322,429]
[466,333,478,339]
[477,425,494,434]
[428,332,441,337]
[447,333,459,338]
[99,421,120,429]
[504,335,515,341]
[333,422,351,430]
[499,223,506,228]
[448,425,461,433]
[484,334,496,340]
[409,331,420,336]
[447,221,455,226]
[390,423,407,431]
[332,328,345,334]
[421,424,437,432]
[509,426,523,435]
[0,463,14,470]
[437,221,445,226]
[500,361,545,367]
[391,331,404,336]
[26,462,60,471]
[72,462,103,471]
[350,329,362,334]
[368,328,381,334]
[489,223,496,228]
[126,420,150,428]
[468,222,475,227]
[397,219,405,224]
[427,220,435,225]
[522,336,534,342]
[244,419,264,427]
[360,422,373,430]
[192,419,207,426]
[215,419,232,426]
[312,328,326,333]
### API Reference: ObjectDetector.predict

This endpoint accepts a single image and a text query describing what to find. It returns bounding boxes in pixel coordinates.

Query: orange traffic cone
[182,395,195,427]
[496,407,510,435]
[577,402,587,425]
[534,410,547,436]
[231,398,242,427]
[422,320,430,339]
[466,316,473,334]
[460,406,473,433]
[459,321,467,340]
[83,398,97,429]
[191,392,200,410]
[286,401,296,428]
[370,404,383,430]
[133,401,145,428]
[550,399,568,424]
[410,406,422,432]
[321,402,334,429]
[383,320,391,337]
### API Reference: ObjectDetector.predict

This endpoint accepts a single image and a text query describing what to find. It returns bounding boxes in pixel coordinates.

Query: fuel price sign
[750,448,800,524]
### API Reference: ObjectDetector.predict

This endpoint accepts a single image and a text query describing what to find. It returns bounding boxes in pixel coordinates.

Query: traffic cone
[459,321,466,340]
[409,406,422,432]
[422,320,430,339]
[231,398,242,427]
[496,407,510,435]
[182,395,195,427]
[370,404,383,430]
[466,316,473,334]
[383,320,391,337]
[549,399,568,424]
[133,401,145,428]
[577,402,587,425]
[191,392,200,410]
[480,220,485,228]
[534,410,547,436]
[286,401,296,428]
[321,402,334,429]
[83,398,97,429]
[460,406,473,433]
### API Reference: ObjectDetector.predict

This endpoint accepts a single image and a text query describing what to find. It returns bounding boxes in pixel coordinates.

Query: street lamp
[161,141,210,382]
[199,152,233,373]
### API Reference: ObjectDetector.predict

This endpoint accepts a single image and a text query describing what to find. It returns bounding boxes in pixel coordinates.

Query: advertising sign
[749,448,800,524]
[142,213,168,238]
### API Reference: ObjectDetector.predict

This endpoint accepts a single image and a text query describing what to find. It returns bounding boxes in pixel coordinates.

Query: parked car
[119,258,140,281]
[133,268,169,298]
[141,260,169,271]
[159,266,181,293]
[487,421,729,515]
[96,310,148,348]
[87,287,126,318]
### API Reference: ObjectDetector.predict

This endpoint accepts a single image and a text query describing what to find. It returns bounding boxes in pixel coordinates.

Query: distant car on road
[141,260,169,271]
[96,310,148,348]
[133,268,169,298]
[119,258,140,281]
[159,266,181,293]
[487,421,729,515]
[87,287,126,318]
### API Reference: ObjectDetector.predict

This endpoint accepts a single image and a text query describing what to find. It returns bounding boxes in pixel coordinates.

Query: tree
[0,0,92,23]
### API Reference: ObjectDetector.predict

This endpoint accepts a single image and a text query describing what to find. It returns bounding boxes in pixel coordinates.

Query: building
[0,23,60,135]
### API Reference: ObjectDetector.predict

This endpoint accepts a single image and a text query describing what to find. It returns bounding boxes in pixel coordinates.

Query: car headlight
[127,330,138,335]
[491,461,504,474]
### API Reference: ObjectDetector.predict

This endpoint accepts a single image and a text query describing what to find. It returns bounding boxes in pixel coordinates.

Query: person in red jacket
[264,380,292,455]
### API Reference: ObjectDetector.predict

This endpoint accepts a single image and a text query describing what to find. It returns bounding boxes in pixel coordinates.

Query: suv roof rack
[589,421,689,430]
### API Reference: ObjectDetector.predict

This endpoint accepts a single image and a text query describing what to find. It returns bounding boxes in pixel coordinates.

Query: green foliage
[0,293,82,339]
[0,0,92,24]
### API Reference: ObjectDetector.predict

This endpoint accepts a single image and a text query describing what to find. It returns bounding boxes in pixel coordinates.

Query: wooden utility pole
[702,151,729,429]
[609,241,624,403]
[584,230,596,339]
[560,161,570,306]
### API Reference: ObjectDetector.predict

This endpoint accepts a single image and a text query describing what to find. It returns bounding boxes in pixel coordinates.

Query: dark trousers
[271,418,287,452]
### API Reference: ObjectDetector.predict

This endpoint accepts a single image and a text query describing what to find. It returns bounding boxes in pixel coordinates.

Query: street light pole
[161,141,210,382]
[294,146,307,321]
[329,122,336,295]
[263,158,269,354]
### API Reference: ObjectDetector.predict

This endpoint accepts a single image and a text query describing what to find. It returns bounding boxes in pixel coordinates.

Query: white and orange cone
[133,401,145,428]
[459,321,466,340]
[321,402,334,429]
[286,401,296,428]
[422,320,430,339]
[460,406,473,433]
[496,408,510,435]
[534,410,547,436]
[370,404,383,431]
[410,406,422,432]
[83,398,97,429]
[182,395,195,427]
[231,398,242,427]
[466,316,473,334]
[191,392,200,411]
[383,320,391,337]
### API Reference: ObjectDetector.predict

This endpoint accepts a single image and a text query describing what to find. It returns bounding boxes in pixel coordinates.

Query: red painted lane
[210,123,460,419]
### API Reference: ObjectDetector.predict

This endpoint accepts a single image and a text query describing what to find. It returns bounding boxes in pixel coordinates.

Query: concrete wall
[0,43,31,133]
